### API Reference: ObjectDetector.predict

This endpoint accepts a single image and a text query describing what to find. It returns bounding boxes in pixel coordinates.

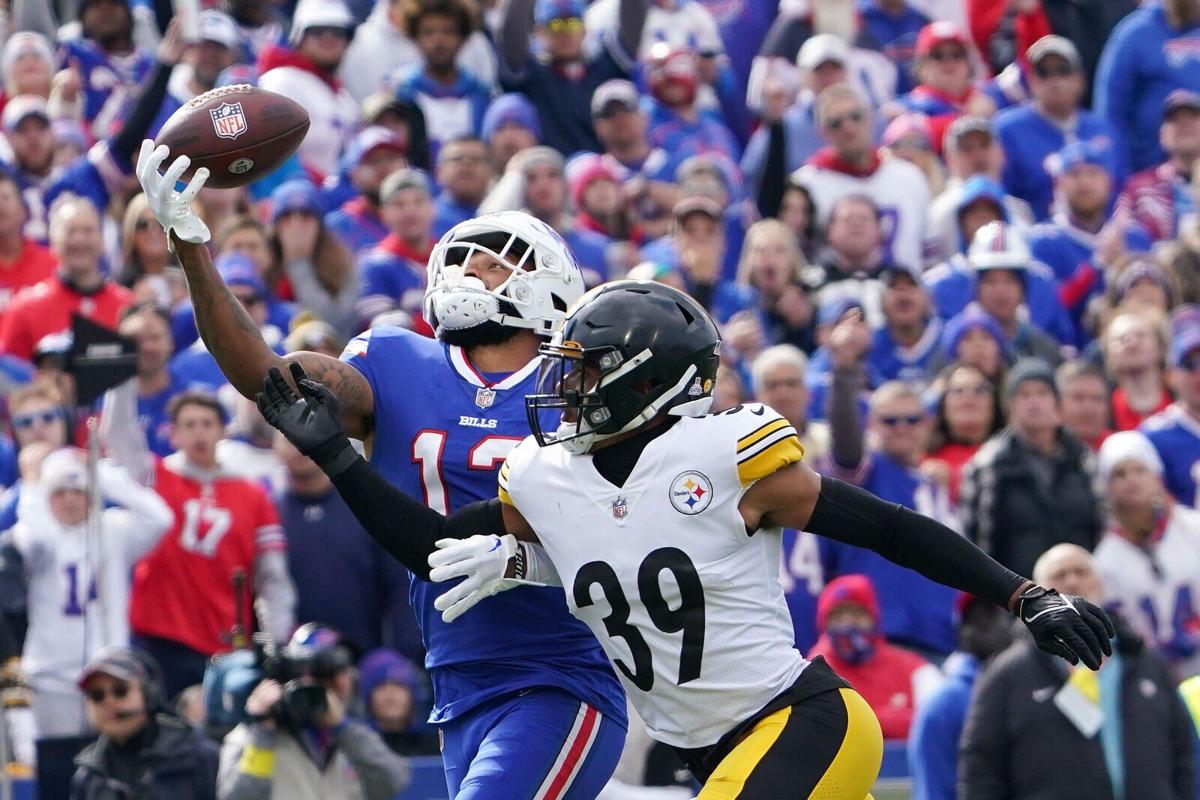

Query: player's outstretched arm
[256,364,531,580]
[136,141,374,440]
[742,462,1115,670]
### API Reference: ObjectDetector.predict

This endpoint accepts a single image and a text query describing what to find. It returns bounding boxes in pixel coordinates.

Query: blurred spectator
[796,83,931,273]
[0,170,55,319]
[959,543,1196,800]
[907,594,1014,800]
[925,116,1034,266]
[995,35,1124,221]
[588,79,681,242]
[60,0,157,136]
[1,32,54,104]
[265,181,358,341]
[968,0,1051,78]
[357,168,436,329]
[645,197,730,321]
[176,684,206,728]
[923,362,1004,503]
[339,0,497,102]
[1141,308,1200,508]
[1094,430,1200,677]
[1094,0,1200,173]
[927,219,1074,348]
[966,222,1065,365]
[584,0,724,67]
[1056,359,1112,451]
[895,22,995,157]
[643,44,740,163]
[960,359,1103,578]
[940,307,1008,382]
[171,254,287,392]
[359,93,431,172]
[1,94,55,242]
[324,127,409,256]
[0,197,133,362]
[157,9,242,124]
[1101,308,1172,430]
[15,448,172,736]
[117,193,173,290]
[804,194,897,328]
[433,136,493,236]
[1115,90,1200,242]
[390,0,491,158]
[742,34,859,193]
[359,648,437,756]
[117,392,295,700]
[115,304,184,458]
[751,344,830,461]
[777,180,821,263]
[1039,0,1138,107]
[497,0,647,155]
[570,153,636,244]
[481,93,542,173]
[72,646,219,799]
[218,625,410,800]
[711,363,745,413]
[823,370,959,658]
[729,219,815,352]
[258,0,359,179]
[809,575,942,740]
[883,113,945,196]
[275,435,420,660]
[224,0,287,62]
[861,0,930,95]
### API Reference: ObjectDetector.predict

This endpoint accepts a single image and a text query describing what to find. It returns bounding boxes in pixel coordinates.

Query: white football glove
[429,534,529,623]
[135,139,211,246]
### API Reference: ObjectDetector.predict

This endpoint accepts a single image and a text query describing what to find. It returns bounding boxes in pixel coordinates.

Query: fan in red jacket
[809,574,944,739]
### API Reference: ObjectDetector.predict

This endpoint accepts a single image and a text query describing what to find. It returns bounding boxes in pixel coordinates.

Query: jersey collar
[447,345,541,390]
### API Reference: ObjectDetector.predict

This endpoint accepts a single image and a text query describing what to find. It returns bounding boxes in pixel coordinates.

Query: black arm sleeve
[806,475,1027,609]
[332,456,507,581]
[755,121,787,219]
[109,59,172,166]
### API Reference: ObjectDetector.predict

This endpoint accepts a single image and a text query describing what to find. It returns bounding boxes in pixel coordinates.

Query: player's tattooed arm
[175,240,374,440]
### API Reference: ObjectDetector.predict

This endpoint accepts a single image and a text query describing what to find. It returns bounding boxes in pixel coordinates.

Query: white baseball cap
[1097,430,1164,485]
[797,34,850,71]
[197,10,242,50]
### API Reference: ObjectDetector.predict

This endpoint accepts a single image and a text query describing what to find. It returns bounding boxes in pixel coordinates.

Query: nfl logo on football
[210,102,247,140]
[611,496,628,520]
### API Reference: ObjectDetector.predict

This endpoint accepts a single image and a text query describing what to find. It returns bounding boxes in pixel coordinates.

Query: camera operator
[71,646,219,799]
[217,625,409,800]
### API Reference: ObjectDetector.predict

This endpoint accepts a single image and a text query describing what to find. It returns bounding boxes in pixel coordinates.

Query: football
[154,85,309,189]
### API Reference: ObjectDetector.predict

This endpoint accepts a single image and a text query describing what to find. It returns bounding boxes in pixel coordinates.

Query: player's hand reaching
[429,534,522,622]
[257,363,360,479]
[1017,586,1115,670]
[135,140,211,246]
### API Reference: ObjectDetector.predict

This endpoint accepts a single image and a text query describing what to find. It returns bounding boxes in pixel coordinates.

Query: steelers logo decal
[670,470,713,515]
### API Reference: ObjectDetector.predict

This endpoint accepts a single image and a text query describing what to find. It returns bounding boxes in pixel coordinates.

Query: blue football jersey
[341,326,626,725]
[1141,405,1200,509]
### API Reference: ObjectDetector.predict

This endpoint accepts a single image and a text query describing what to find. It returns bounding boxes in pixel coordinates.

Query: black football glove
[256,363,360,479]
[1017,585,1115,670]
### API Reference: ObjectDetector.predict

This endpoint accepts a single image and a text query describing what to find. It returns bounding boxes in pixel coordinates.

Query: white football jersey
[1094,504,1200,679]
[500,403,809,749]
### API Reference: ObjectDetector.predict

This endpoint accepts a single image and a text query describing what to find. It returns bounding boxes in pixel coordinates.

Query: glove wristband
[312,443,361,481]
[1016,585,1052,620]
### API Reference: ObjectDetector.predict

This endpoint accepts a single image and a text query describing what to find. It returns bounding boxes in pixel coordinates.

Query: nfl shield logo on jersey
[474,387,496,409]
[611,496,628,519]
[210,102,247,140]
[669,471,713,515]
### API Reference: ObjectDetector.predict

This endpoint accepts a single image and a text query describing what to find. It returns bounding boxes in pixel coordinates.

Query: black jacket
[959,636,1195,800]
[71,713,219,800]
[960,427,1102,579]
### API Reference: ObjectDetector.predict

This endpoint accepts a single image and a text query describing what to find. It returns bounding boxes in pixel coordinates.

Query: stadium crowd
[0,0,1199,796]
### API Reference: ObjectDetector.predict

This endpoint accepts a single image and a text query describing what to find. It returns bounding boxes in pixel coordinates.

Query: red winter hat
[568,154,619,209]
[816,574,880,631]
[916,21,969,57]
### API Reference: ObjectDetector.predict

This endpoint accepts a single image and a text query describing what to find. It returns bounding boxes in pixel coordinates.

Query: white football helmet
[424,211,585,336]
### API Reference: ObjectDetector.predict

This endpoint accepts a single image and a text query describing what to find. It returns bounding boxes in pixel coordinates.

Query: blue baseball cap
[481,93,542,141]
[535,0,584,25]
[215,252,266,295]
[1049,138,1113,177]
[270,179,324,222]
[956,175,1008,220]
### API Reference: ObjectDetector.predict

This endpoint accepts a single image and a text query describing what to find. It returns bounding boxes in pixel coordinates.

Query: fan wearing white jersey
[259,281,1114,800]
[15,447,173,738]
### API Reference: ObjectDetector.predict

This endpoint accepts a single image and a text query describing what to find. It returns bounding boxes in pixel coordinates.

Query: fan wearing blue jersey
[136,142,627,799]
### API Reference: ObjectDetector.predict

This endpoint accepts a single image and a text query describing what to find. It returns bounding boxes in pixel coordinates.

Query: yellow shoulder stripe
[737,435,805,486]
[736,418,790,453]
[498,485,515,506]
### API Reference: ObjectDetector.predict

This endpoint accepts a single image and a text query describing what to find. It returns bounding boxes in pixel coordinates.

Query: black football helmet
[526,280,721,454]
